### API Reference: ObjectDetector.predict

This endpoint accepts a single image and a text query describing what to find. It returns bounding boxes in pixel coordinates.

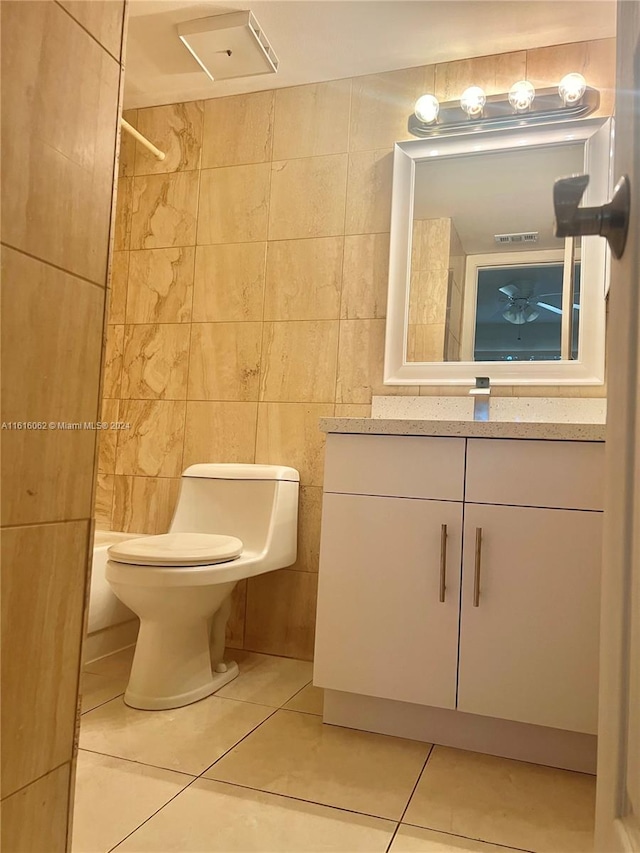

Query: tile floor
[74,648,596,853]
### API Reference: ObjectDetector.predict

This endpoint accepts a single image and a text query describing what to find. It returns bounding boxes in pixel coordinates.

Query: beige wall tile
[336,322,412,404]
[134,101,204,175]
[341,233,389,319]
[202,91,275,168]
[268,155,348,241]
[193,243,266,322]
[526,38,616,117]
[226,579,247,649]
[103,324,124,399]
[198,164,271,245]
[264,237,343,321]
[112,475,181,534]
[407,323,446,362]
[183,402,258,467]
[336,318,385,404]
[95,473,115,529]
[131,171,199,249]
[335,404,373,417]
[409,270,449,325]
[121,324,190,400]
[126,247,195,324]
[108,250,129,324]
[98,399,120,474]
[58,0,124,57]
[1,248,103,527]
[1,1,120,285]
[291,486,323,573]
[255,403,334,487]
[189,323,262,402]
[114,176,133,251]
[350,66,434,152]
[412,218,451,271]
[336,403,371,418]
[119,109,138,178]
[116,400,186,477]
[273,80,352,160]
[260,321,339,403]
[245,569,318,660]
[1,522,88,796]
[434,51,527,100]
[345,149,393,235]
[1,763,71,853]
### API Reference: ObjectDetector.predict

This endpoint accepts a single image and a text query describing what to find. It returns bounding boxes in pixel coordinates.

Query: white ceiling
[124,0,616,109]
[413,142,585,254]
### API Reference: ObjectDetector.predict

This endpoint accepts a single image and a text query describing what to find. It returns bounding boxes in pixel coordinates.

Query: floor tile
[114,778,396,852]
[83,646,135,678]
[80,694,274,775]
[216,650,312,707]
[205,709,430,820]
[403,747,595,853]
[283,683,324,716]
[390,825,523,853]
[72,750,192,853]
[80,671,127,714]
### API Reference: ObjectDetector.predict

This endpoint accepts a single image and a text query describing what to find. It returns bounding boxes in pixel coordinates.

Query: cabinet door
[458,504,602,734]
[314,493,462,709]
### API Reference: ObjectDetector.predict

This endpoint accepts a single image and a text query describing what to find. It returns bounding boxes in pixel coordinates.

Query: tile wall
[97,37,614,661]
[1,0,124,849]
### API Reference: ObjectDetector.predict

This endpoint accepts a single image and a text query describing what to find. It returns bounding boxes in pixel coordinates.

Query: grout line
[53,0,122,64]
[383,746,435,852]
[398,822,536,853]
[1,760,71,803]
[384,743,435,853]
[78,747,197,780]
[196,706,280,778]
[80,691,126,716]
[190,774,405,825]
[107,776,201,852]
[0,241,108,291]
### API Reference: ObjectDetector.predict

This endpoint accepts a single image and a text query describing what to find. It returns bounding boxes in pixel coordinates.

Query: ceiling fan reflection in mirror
[497,281,579,325]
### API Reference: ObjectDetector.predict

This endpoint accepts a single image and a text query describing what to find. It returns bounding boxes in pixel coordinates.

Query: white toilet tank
[168,464,300,567]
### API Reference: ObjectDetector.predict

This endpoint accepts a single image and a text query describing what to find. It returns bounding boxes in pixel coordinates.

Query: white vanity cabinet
[319,493,463,709]
[314,431,605,755]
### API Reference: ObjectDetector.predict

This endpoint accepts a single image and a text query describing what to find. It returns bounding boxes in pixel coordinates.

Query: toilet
[106,464,299,711]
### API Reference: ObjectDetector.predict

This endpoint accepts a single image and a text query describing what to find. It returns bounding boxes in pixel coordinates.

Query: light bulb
[508,80,536,112]
[460,86,486,118]
[558,72,587,105]
[414,94,440,124]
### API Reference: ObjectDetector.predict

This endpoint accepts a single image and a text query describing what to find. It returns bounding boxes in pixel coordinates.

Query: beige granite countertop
[319,417,606,442]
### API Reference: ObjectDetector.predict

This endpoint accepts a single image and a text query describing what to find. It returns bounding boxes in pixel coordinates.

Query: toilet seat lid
[107,533,243,567]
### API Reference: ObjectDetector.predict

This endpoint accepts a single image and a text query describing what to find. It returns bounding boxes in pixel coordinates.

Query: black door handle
[553,173,630,259]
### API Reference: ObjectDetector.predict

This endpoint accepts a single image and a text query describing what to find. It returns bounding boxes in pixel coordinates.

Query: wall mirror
[384,117,611,386]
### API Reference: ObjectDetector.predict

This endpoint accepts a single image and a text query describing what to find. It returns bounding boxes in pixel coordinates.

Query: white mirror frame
[384,117,612,386]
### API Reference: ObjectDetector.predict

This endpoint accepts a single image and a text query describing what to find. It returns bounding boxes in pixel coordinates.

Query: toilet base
[124,660,239,711]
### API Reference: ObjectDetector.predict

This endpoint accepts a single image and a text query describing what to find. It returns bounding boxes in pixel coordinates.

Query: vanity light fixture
[460,86,487,117]
[508,80,536,113]
[409,73,599,138]
[558,72,587,106]
[414,94,440,124]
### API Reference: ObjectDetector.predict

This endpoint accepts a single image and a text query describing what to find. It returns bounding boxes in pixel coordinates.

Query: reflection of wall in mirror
[407,218,467,361]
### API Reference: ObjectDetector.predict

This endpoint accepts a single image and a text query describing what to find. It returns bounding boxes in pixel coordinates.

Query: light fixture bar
[408,86,600,138]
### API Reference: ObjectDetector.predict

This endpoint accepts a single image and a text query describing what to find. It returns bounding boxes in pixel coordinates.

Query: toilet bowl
[106,464,299,710]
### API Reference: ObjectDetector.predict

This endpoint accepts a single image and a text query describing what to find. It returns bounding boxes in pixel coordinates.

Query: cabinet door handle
[473,527,482,607]
[439,524,447,602]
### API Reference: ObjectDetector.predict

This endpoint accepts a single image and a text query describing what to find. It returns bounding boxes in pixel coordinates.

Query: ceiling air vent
[177,11,278,82]
[494,232,539,245]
